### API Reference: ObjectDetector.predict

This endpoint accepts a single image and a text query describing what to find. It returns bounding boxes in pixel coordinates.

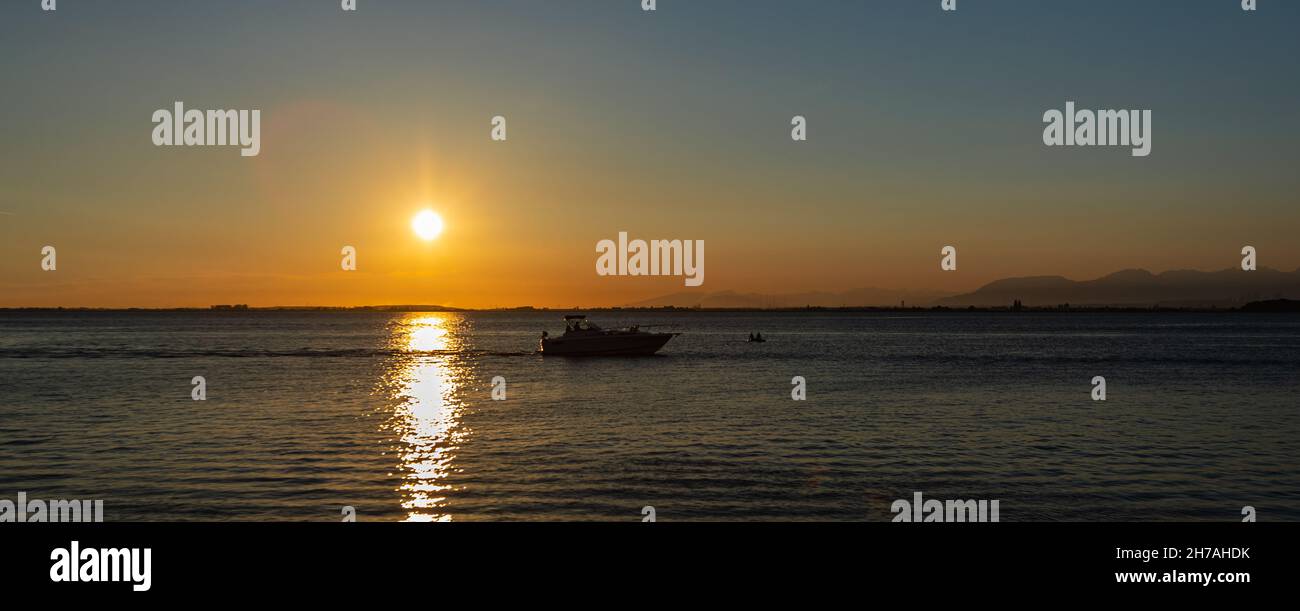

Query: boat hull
[540,332,676,356]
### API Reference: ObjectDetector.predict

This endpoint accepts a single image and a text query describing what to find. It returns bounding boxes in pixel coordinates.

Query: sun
[411,209,444,241]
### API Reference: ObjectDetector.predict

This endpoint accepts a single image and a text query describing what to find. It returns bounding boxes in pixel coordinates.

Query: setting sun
[412,209,444,241]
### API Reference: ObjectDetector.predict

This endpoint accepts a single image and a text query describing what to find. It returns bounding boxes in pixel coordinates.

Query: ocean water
[1,310,1297,522]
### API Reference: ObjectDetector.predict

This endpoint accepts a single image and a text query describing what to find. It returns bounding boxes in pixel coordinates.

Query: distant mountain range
[626,287,955,309]
[629,268,1300,309]
[936,268,1300,307]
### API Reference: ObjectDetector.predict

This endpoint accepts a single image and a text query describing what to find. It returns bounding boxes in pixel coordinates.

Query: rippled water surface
[2,311,1297,521]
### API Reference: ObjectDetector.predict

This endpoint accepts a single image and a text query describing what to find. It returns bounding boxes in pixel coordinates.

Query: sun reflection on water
[381,313,471,521]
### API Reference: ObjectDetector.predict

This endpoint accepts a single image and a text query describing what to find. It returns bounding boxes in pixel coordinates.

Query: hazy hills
[936,268,1300,308]
[629,268,1300,309]
[626,287,954,309]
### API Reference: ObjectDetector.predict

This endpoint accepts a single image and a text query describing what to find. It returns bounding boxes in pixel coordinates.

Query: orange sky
[3,3,1298,308]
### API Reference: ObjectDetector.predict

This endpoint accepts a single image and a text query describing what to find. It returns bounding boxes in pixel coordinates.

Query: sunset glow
[2,2,1298,311]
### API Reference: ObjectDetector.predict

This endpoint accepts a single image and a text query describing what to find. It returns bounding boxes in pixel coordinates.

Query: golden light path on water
[382,313,471,522]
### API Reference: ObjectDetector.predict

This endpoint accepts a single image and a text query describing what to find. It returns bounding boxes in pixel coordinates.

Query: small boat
[539,315,678,356]
[747,333,767,343]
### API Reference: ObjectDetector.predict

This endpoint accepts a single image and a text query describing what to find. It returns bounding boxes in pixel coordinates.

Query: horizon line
[3,300,1297,314]
[6,264,1298,311]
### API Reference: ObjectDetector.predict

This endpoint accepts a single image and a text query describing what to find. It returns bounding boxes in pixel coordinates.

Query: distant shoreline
[3,299,1298,314]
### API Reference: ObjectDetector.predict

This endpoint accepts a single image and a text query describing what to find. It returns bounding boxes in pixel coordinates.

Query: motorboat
[539,315,678,356]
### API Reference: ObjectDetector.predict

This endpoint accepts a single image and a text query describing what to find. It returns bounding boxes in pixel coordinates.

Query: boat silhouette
[539,315,678,356]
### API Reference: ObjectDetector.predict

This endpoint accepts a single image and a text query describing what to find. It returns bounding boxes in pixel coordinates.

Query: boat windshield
[566,319,601,332]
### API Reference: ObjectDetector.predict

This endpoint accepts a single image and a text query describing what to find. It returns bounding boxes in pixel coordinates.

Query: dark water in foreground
[1,311,1297,522]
